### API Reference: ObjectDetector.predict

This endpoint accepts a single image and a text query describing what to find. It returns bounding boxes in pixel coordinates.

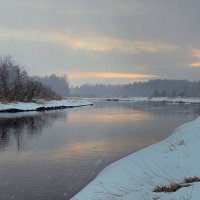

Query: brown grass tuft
[153,182,183,193]
[153,176,200,193]
[184,176,200,184]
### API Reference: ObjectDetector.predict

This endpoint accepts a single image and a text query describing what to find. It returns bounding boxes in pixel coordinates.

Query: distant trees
[34,74,70,98]
[0,56,61,102]
[71,79,200,98]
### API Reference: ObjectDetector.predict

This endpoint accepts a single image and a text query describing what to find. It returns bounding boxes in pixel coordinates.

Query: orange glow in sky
[192,49,200,58]
[68,72,159,80]
[189,62,200,67]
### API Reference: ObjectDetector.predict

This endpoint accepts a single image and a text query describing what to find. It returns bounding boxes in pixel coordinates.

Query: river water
[0,101,199,200]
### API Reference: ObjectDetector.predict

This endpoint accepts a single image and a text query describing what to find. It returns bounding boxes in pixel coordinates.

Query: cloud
[68,72,159,81]
[37,32,181,54]
[189,49,200,67]
[191,49,200,58]
[68,71,160,85]
[0,28,179,54]
[189,62,200,67]
[0,29,50,43]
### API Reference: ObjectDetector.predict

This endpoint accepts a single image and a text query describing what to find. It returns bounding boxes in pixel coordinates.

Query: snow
[88,97,200,104]
[0,99,92,112]
[71,116,200,200]
[148,97,200,103]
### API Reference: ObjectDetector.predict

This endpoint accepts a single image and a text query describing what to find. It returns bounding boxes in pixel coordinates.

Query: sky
[0,0,200,86]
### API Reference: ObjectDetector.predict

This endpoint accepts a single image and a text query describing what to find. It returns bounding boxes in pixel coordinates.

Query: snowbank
[89,97,200,104]
[72,116,200,200]
[0,99,93,112]
[148,97,200,104]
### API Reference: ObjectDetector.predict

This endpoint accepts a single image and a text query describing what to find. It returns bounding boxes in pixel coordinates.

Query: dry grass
[177,139,185,146]
[184,176,200,184]
[153,182,188,193]
[153,176,200,193]
[168,137,186,152]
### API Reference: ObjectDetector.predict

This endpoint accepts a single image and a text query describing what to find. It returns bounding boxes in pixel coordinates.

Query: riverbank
[0,99,93,113]
[72,116,200,200]
[89,97,200,104]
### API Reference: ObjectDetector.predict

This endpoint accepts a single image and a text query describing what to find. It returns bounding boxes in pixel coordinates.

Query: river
[0,101,199,200]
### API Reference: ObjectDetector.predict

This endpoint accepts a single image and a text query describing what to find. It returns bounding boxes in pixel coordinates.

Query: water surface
[0,101,199,200]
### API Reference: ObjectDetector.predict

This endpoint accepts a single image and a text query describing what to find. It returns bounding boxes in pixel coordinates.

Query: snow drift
[72,116,200,200]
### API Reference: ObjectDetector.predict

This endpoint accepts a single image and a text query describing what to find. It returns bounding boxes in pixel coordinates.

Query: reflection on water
[0,102,199,200]
[67,108,152,123]
[0,112,66,152]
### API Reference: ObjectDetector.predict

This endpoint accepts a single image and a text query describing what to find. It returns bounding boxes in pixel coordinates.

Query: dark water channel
[0,101,199,200]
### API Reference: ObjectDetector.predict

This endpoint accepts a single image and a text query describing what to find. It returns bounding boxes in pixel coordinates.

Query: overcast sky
[0,0,200,86]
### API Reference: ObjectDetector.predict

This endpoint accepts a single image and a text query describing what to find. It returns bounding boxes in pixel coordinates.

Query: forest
[71,79,200,98]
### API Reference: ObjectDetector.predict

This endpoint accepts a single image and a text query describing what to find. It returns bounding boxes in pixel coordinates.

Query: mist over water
[0,101,199,200]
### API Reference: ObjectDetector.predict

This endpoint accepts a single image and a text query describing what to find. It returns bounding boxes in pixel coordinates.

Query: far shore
[87,96,200,104]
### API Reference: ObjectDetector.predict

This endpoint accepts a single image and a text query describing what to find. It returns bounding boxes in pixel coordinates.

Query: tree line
[2,55,200,100]
[71,79,200,98]
[0,56,61,102]
[33,74,70,98]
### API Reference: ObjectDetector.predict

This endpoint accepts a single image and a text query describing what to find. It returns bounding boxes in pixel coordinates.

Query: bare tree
[0,55,61,102]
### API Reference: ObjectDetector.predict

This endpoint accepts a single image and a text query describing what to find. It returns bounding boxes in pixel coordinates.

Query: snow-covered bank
[72,117,200,200]
[0,99,93,113]
[89,97,200,104]
[148,97,200,104]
